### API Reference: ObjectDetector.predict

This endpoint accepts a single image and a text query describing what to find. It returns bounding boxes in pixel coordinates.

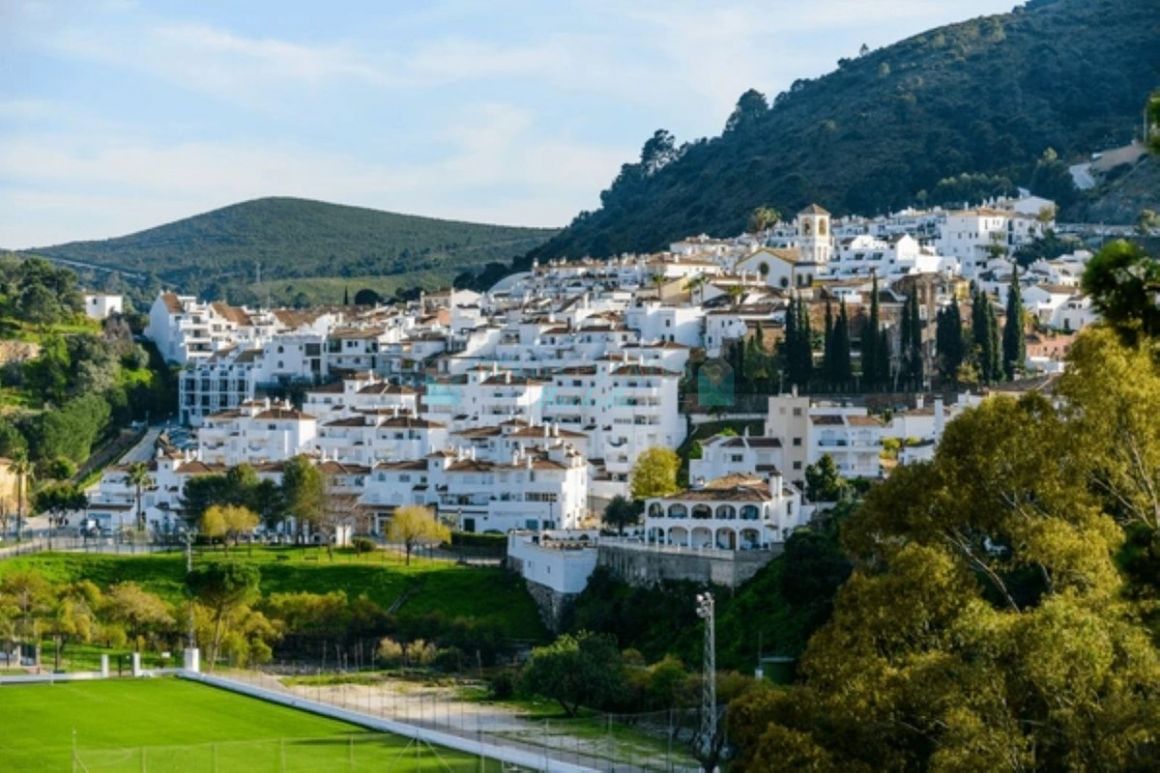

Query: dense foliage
[729,326,1160,770]
[24,197,557,300]
[527,0,1159,260]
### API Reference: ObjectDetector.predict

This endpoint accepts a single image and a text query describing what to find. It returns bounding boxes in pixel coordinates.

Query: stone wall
[522,578,576,633]
[596,543,780,588]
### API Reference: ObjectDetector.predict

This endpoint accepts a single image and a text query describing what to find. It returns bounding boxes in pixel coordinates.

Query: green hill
[27,197,558,296]
[529,0,1160,260]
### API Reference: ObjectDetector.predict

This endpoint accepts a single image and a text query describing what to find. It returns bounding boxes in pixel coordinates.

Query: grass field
[0,678,502,771]
[0,547,545,644]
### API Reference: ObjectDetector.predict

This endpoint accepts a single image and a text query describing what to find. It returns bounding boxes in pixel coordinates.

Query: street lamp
[696,592,717,761]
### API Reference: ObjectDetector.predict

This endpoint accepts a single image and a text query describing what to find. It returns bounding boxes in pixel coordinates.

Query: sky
[0,0,1018,248]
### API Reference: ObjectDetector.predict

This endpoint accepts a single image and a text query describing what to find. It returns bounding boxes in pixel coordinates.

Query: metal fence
[211,668,704,772]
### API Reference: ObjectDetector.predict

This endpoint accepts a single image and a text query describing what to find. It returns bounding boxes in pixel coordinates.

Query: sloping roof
[798,203,831,216]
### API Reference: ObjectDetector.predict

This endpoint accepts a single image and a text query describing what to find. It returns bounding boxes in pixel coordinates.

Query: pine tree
[1002,268,1026,381]
[833,299,853,385]
[343,286,350,305]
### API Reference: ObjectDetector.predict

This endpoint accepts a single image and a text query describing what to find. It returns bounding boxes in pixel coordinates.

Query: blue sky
[0,0,1017,248]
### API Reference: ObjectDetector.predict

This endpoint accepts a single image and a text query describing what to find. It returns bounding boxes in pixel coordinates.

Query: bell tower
[795,203,832,264]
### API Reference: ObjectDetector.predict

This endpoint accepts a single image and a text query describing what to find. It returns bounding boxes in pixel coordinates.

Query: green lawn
[0,547,545,642]
[0,678,501,771]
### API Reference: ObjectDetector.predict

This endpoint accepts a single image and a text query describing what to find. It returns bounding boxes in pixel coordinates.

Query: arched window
[740,505,760,521]
[668,504,688,519]
[648,502,664,518]
[779,277,789,288]
[716,505,736,520]
[692,504,712,520]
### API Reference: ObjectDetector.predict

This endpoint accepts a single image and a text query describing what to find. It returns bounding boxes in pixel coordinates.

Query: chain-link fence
[74,732,503,772]
[213,668,704,772]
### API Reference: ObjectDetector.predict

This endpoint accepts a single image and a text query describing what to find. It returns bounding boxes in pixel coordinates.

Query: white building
[643,473,803,550]
[83,293,123,320]
[197,399,317,466]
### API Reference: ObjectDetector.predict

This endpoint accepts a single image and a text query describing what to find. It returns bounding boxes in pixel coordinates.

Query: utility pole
[185,530,196,649]
[696,592,717,763]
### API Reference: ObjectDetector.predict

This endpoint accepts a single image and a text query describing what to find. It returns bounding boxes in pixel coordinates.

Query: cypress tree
[863,274,881,388]
[798,296,813,387]
[782,295,798,388]
[823,298,834,385]
[1002,268,1026,381]
[907,291,924,386]
[343,286,350,305]
[986,300,1002,384]
[936,304,965,380]
[879,327,892,389]
[833,299,853,385]
[971,288,993,383]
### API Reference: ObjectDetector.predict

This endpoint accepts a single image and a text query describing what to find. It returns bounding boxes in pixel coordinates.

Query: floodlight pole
[696,592,717,761]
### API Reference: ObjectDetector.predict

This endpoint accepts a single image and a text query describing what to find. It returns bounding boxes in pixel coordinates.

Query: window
[792,437,802,447]
[793,461,802,470]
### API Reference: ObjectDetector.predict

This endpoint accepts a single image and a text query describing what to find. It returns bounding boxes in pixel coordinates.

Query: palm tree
[726,284,745,308]
[11,452,31,543]
[126,462,151,533]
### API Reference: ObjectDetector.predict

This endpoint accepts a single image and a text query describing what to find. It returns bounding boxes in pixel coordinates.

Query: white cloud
[0,102,628,246]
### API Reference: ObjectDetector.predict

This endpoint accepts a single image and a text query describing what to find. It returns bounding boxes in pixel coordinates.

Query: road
[118,425,164,464]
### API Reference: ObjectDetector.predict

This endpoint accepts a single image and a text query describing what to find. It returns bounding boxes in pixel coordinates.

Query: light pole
[696,592,717,763]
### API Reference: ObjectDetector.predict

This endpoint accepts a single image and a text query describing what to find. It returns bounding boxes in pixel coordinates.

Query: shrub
[434,646,465,673]
[489,670,516,700]
[407,638,437,667]
[351,536,376,554]
[377,636,404,667]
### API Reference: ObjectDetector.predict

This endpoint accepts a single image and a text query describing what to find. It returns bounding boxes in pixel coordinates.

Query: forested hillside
[528,0,1160,260]
[26,197,557,299]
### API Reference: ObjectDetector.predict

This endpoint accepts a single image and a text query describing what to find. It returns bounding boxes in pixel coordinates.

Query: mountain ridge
[21,196,558,297]
[527,0,1160,261]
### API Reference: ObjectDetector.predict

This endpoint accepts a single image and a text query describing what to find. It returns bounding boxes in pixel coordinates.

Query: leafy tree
[387,505,450,566]
[281,455,324,534]
[45,580,101,670]
[353,288,382,306]
[731,392,1160,770]
[1081,240,1160,344]
[603,495,644,536]
[725,89,769,133]
[0,569,53,666]
[1149,90,1160,156]
[803,455,846,503]
[521,631,626,716]
[746,206,780,233]
[180,474,232,526]
[32,482,87,541]
[1056,327,1160,533]
[102,582,174,653]
[1002,268,1026,380]
[185,562,261,670]
[630,447,681,500]
[201,504,259,552]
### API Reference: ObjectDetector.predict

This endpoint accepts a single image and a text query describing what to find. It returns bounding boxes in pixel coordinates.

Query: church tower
[795,204,833,264]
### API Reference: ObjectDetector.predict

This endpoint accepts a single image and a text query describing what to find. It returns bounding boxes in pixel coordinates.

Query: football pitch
[0,678,505,771]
